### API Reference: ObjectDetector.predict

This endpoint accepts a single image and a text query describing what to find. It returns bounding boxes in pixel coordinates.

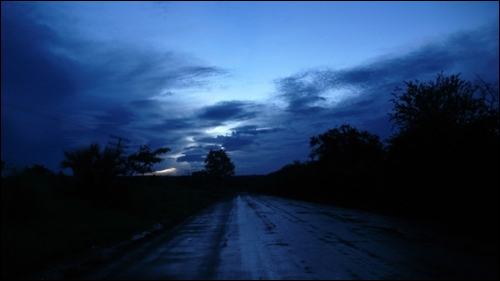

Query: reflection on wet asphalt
[81,194,498,280]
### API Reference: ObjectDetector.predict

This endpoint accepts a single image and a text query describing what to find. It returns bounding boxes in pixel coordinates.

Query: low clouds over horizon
[2,2,498,175]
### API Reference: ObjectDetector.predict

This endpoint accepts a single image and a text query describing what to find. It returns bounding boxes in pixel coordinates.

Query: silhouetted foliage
[310,124,385,170]
[387,73,499,225]
[390,73,487,131]
[261,73,499,242]
[204,149,235,183]
[125,145,171,176]
[266,160,322,201]
[387,73,499,180]
[192,170,208,178]
[265,124,388,206]
[61,143,126,205]
[1,163,69,226]
[61,143,125,180]
[308,124,387,203]
[23,164,54,176]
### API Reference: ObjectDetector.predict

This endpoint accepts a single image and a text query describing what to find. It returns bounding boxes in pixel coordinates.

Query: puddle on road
[131,223,163,241]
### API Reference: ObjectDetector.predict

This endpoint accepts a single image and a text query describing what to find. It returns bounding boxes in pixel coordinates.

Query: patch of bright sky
[205,122,242,136]
[39,1,499,104]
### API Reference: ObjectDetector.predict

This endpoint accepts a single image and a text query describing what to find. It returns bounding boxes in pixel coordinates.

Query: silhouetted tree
[310,124,385,170]
[266,159,321,200]
[192,170,208,178]
[389,72,497,133]
[61,143,125,203]
[386,73,499,223]
[61,143,125,180]
[204,149,235,182]
[308,124,387,204]
[23,164,54,176]
[125,145,171,176]
[387,73,498,178]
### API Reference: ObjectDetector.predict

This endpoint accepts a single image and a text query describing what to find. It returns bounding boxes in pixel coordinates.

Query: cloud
[274,71,334,114]
[229,125,284,136]
[129,99,160,109]
[217,135,255,151]
[272,23,499,138]
[197,101,259,122]
[1,2,497,175]
[177,154,206,163]
[176,144,222,164]
[151,118,197,131]
[1,2,79,107]
[192,124,284,154]
[1,2,230,173]
[2,1,230,114]
[239,22,498,175]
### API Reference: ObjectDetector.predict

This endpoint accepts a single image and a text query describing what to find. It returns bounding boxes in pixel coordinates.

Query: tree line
[57,143,234,205]
[263,73,498,238]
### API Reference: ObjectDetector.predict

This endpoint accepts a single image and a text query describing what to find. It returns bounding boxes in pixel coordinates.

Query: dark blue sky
[1,2,498,175]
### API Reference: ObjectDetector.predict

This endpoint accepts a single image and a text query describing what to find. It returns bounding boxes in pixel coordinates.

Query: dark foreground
[53,194,498,280]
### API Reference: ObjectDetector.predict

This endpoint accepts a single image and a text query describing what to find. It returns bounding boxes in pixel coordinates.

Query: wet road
[81,194,498,280]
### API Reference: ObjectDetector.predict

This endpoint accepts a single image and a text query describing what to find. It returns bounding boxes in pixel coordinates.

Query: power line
[108,135,131,154]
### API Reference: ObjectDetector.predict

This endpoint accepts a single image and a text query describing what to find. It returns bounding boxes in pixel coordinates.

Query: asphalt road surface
[77,194,498,280]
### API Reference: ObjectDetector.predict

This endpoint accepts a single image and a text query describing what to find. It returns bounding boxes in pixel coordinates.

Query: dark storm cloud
[204,145,223,151]
[218,135,255,151]
[184,145,202,151]
[140,100,267,136]
[197,101,258,122]
[0,2,230,173]
[191,124,284,156]
[73,47,228,102]
[150,118,197,131]
[195,136,219,144]
[177,154,206,163]
[229,125,284,136]
[176,144,222,163]
[230,125,259,131]
[94,105,137,126]
[194,133,255,152]
[1,2,78,106]
[2,1,228,111]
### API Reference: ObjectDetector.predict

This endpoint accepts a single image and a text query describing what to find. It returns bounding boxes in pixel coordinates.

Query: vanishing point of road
[76,194,498,280]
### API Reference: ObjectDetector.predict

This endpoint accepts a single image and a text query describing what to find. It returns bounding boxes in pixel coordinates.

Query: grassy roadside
[1,174,229,280]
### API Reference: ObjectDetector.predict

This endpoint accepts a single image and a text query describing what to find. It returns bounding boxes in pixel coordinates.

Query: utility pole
[108,135,130,154]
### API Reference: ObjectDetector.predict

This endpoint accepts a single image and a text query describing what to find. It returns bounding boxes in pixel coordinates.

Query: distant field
[1,174,236,280]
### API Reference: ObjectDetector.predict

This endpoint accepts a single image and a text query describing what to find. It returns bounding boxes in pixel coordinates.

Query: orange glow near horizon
[152,167,177,175]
